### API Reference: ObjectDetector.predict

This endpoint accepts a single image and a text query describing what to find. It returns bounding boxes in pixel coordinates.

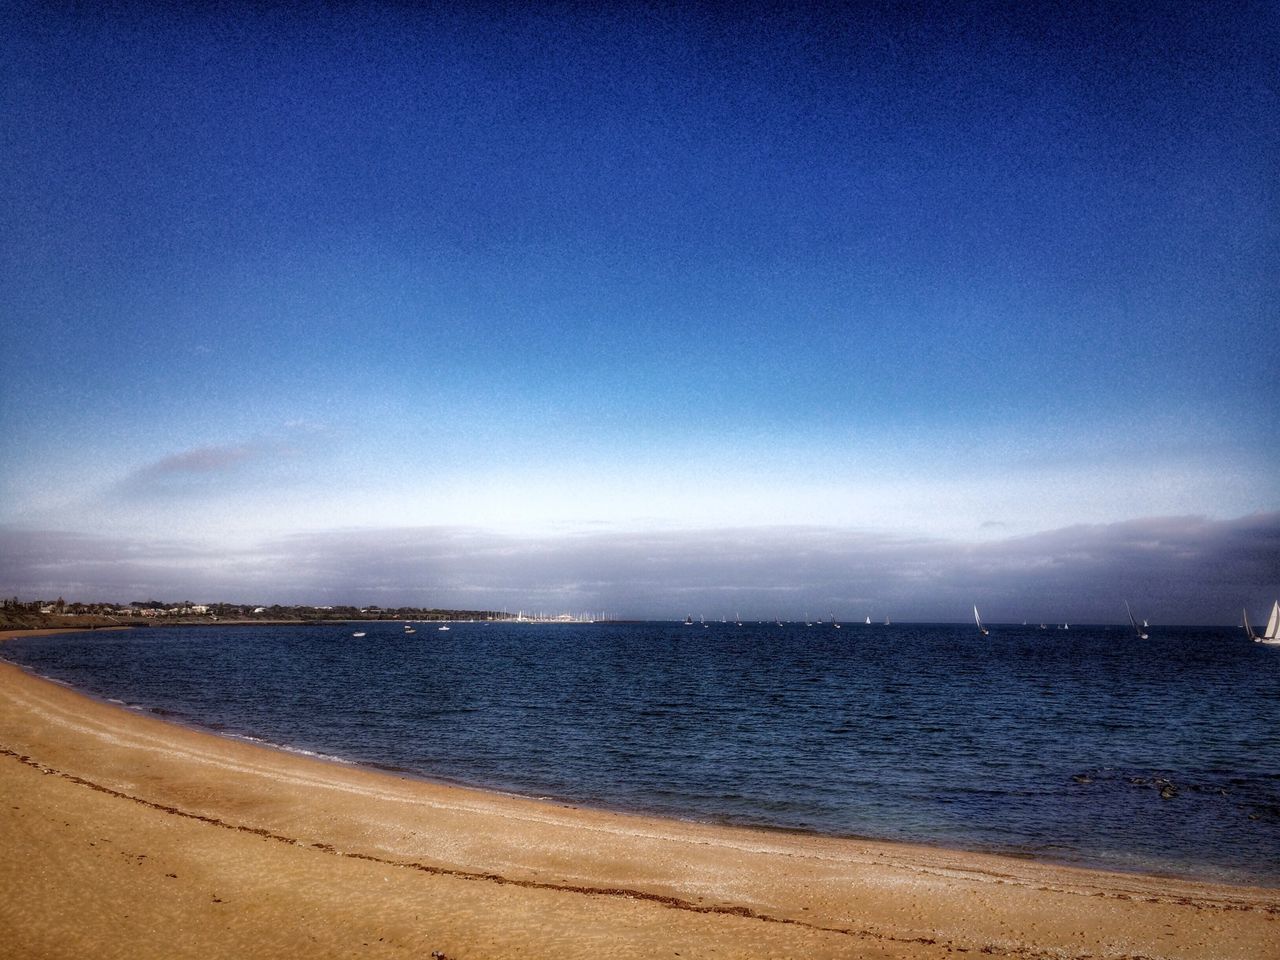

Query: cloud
[1,512,1276,623]
[137,445,257,477]
[107,424,331,503]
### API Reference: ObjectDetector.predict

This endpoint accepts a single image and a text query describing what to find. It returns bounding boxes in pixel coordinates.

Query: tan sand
[0,634,1276,959]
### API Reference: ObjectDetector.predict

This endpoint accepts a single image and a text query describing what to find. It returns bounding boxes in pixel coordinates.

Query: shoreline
[1,640,1277,958]
[0,634,1226,889]
[1,628,1270,891]
[10,632,1280,896]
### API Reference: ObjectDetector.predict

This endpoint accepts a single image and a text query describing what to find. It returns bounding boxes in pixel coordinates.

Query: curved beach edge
[0,645,1276,959]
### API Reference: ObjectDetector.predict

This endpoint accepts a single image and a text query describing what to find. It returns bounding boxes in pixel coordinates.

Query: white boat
[352,632,366,638]
[1247,601,1280,644]
[974,604,989,636]
[437,625,450,631]
[865,615,871,625]
[1125,601,1149,640]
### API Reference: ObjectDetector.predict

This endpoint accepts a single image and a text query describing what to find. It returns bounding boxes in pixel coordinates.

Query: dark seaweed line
[0,744,1230,958]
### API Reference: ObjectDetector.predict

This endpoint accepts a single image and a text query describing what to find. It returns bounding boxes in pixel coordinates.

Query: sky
[2,1,1277,620]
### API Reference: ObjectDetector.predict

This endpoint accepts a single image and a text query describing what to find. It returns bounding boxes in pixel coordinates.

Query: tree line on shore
[0,597,512,630]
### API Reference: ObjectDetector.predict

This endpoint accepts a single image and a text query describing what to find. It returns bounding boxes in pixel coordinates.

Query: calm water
[5,622,1279,885]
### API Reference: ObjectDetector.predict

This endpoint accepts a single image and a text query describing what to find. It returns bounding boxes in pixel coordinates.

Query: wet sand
[1,635,1276,959]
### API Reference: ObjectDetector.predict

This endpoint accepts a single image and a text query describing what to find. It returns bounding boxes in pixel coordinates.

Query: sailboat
[974,605,989,636]
[1247,601,1280,644]
[1125,601,1149,640]
[865,615,871,625]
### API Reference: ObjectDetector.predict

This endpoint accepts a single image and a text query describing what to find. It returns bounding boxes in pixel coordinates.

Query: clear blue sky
[2,2,1276,616]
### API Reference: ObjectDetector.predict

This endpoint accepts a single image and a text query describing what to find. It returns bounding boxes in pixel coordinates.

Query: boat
[865,615,871,625]
[437,625,450,632]
[974,604,989,636]
[352,632,366,638]
[832,614,841,629]
[1247,601,1280,644]
[684,616,693,626]
[404,627,416,635]
[1125,601,1149,640]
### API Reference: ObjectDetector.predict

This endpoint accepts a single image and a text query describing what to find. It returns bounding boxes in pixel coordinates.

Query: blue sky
[2,2,1277,617]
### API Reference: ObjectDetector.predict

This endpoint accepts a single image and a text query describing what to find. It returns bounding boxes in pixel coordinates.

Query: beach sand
[1,635,1276,959]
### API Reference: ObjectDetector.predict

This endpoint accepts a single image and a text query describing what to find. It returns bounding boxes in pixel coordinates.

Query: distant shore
[1,638,1276,958]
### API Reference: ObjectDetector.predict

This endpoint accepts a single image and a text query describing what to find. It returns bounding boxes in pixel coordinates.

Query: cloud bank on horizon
[1,4,1276,610]
[2,513,1276,624]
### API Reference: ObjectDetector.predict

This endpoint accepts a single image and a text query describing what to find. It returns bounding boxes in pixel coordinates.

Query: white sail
[1265,601,1280,642]
[973,605,988,635]
[1125,601,1148,639]
[1243,607,1258,641]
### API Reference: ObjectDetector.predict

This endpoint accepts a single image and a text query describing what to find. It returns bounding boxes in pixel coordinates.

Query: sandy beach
[1,634,1276,959]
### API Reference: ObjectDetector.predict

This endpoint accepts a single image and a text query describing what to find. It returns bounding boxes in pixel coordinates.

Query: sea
[4,621,1278,887]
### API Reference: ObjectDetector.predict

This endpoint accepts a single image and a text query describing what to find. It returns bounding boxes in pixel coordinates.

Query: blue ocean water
[4,621,1278,886]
